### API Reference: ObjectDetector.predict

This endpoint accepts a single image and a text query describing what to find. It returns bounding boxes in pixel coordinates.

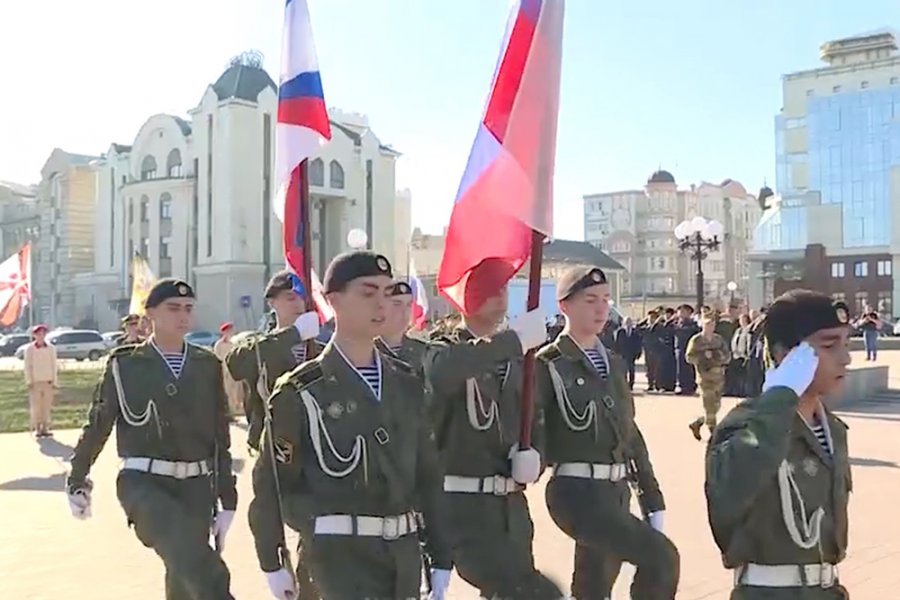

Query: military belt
[313,511,418,540]
[443,474,523,495]
[121,457,211,480]
[553,462,628,482]
[735,563,837,588]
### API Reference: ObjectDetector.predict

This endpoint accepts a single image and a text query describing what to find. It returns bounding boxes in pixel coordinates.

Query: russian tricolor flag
[409,259,429,330]
[276,0,332,294]
[437,0,564,315]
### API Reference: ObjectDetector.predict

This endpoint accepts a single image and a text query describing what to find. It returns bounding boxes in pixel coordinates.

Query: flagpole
[299,159,319,358]
[517,231,545,449]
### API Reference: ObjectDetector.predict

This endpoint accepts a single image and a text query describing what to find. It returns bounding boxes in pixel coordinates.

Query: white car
[16,329,108,361]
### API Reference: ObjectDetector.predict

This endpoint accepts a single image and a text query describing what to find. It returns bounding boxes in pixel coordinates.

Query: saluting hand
[762,341,818,397]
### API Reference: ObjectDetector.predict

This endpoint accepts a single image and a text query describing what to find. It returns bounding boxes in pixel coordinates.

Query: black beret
[145,278,195,308]
[556,266,607,301]
[390,281,413,296]
[121,314,139,325]
[324,251,392,293]
[265,270,304,299]
[678,304,694,312]
[764,289,845,352]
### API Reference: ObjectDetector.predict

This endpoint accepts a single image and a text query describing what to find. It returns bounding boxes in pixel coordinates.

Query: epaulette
[382,352,416,376]
[287,360,324,390]
[186,343,218,362]
[536,343,562,363]
[109,344,140,358]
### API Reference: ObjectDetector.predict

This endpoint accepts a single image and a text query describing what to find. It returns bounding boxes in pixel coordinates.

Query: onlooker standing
[727,314,753,397]
[858,308,882,361]
[613,316,643,389]
[23,324,58,438]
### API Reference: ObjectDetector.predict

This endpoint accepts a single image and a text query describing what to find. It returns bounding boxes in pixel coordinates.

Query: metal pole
[695,234,704,313]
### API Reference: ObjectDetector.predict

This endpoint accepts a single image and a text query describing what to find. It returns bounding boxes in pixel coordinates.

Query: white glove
[509,445,541,484]
[212,509,235,551]
[648,510,665,533]
[294,311,320,341]
[265,568,297,600]
[67,488,92,520]
[429,568,452,600]
[510,309,547,353]
[761,341,818,397]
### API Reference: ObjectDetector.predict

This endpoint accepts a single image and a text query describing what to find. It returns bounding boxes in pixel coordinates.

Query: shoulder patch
[382,352,415,376]
[288,361,324,389]
[536,344,562,363]
[273,437,293,464]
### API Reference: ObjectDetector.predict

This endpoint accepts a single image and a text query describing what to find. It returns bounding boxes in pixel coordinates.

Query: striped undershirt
[291,344,307,365]
[584,347,608,378]
[357,365,381,399]
[162,352,186,378]
[811,416,831,454]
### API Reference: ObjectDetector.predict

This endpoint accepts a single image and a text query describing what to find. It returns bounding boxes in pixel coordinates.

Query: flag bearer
[536,266,679,600]
[117,313,146,346]
[226,270,321,452]
[375,281,428,375]
[24,324,58,438]
[706,290,853,599]
[250,251,452,600]
[66,279,238,600]
[422,258,563,599]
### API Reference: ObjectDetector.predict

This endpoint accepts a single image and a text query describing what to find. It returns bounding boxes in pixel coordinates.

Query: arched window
[329,160,345,189]
[166,149,182,177]
[160,193,173,220]
[140,156,157,180]
[309,158,324,187]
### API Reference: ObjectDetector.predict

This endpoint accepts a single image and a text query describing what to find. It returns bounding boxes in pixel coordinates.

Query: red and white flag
[310,268,334,324]
[0,243,31,327]
[409,260,429,330]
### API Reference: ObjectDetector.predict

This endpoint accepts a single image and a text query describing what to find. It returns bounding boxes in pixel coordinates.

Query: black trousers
[545,477,679,600]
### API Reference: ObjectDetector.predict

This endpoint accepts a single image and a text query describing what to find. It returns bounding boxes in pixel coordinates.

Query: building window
[877,291,892,316]
[877,260,892,276]
[140,195,150,222]
[309,158,324,186]
[329,160,345,189]
[854,261,868,277]
[860,81,869,89]
[831,292,846,302]
[160,193,173,220]
[160,236,171,259]
[128,199,134,224]
[832,85,842,93]
[854,292,869,315]
[141,156,157,180]
[140,237,150,258]
[830,262,845,278]
[166,149,183,177]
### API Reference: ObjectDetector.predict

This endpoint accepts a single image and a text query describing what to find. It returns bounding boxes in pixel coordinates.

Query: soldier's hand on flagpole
[511,309,547,353]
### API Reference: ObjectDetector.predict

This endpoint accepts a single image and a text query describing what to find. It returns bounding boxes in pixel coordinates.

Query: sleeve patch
[273,437,294,464]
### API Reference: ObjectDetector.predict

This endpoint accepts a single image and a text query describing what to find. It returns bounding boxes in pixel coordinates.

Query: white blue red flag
[276,0,332,295]
[408,259,429,330]
[437,0,564,314]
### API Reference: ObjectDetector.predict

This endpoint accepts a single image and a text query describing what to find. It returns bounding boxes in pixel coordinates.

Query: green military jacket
[705,387,851,568]
[68,341,237,509]
[115,333,145,347]
[422,326,541,479]
[375,334,428,375]
[248,342,450,572]
[685,332,731,375]
[535,334,664,514]
[226,326,322,449]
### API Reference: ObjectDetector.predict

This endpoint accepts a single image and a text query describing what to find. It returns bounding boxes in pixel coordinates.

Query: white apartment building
[76,52,412,331]
[583,170,762,303]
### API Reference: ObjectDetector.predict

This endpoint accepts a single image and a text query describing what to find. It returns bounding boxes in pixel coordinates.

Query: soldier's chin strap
[777,459,824,550]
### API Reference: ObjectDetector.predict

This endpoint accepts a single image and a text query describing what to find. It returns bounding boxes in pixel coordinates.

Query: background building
[749,29,900,314]
[34,149,99,327]
[583,170,762,309]
[77,52,412,331]
[0,181,39,259]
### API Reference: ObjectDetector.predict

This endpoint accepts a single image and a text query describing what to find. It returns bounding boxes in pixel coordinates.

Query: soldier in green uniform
[226,270,322,452]
[116,313,146,346]
[686,315,732,441]
[66,279,238,600]
[537,266,678,600]
[706,289,853,599]
[422,258,562,599]
[250,251,452,600]
[375,281,428,374]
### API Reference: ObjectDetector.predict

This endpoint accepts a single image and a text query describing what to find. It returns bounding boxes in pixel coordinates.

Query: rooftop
[543,239,625,271]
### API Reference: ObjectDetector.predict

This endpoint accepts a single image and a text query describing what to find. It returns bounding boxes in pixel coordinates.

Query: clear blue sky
[3,0,899,240]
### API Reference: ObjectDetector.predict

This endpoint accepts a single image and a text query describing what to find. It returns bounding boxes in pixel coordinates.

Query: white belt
[443,474,523,495]
[554,462,628,482]
[121,457,211,480]
[314,512,418,540]
[735,563,838,588]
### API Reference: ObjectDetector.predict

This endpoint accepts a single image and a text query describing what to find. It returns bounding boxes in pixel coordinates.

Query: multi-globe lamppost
[674,216,725,313]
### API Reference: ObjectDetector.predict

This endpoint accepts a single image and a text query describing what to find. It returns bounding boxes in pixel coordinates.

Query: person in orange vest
[24,324,58,438]
[213,322,243,418]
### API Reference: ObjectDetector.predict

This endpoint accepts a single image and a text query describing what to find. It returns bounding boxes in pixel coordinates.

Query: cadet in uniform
[672,304,700,395]
[117,313,146,346]
[537,267,678,600]
[375,281,428,375]
[66,279,238,600]
[422,258,562,599]
[706,290,852,599]
[226,270,321,451]
[249,251,452,600]
[685,315,732,441]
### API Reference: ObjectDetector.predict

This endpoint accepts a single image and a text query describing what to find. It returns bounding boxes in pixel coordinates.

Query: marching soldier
[66,279,238,600]
[706,290,853,599]
[117,313,146,346]
[226,270,321,452]
[249,251,452,600]
[685,315,732,441]
[375,281,428,374]
[537,267,678,600]
[422,258,562,599]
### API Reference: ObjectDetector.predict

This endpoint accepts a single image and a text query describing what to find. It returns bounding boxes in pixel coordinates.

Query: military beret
[764,289,846,352]
[219,322,234,333]
[265,270,303,299]
[121,314,139,325]
[678,304,694,313]
[390,281,413,296]
[324,251,392,293]
[145,278,195,308]
[556,267,607,301]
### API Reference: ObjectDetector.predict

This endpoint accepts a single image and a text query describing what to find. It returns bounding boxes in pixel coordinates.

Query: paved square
[0,349,898,598]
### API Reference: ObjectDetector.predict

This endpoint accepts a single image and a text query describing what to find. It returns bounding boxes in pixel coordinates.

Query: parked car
[101,331,121,349]
[0,333,31,357]
[185,330,218,348]
[16,329,108,361]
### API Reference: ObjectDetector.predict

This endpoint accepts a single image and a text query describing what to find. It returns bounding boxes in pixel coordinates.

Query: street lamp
[727,280,737,305]
[347,228,368,250]
[674,216,724,312]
